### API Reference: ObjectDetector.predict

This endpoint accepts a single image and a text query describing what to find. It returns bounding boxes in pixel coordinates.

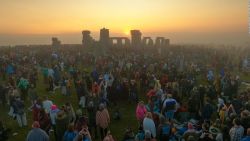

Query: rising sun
[124,28,130,36]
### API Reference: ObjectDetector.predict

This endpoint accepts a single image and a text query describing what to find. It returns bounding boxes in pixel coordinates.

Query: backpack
[14,101,24,115]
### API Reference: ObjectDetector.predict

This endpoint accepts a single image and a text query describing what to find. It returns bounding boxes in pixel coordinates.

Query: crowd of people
[0,45,249,141]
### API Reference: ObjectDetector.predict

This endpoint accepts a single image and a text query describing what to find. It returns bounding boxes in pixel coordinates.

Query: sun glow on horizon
[0,0,248,46]
[123,28,131,36]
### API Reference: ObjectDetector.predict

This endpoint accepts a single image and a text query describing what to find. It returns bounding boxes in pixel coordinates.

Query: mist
[0,32,249,46]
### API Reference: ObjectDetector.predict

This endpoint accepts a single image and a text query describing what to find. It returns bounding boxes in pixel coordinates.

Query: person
[65,102,76,123]
[26,121,49,141]
[12,96,27,127]
[0,120,11,141]
[86,98,98,139]
[63,124,77,141]
[142,112,156,139]
[136,101,147,124]
[17,77,29,101]
[162,94,177,121]
[38,109,51,134]
[96,103,110,140]
[42,96,53,114]
[199,123,214,141]
[31,98,42,122]
[56,111,69,141]
[28,84,37,105]
[61,76,67,95]
[240,110,250,135]
[47,76,54,93]
[157,116,171,141]
[202,99,215,121]
[129,80,138,103]
[135,126,145,141]
[241,128,250,141]
[229,118,244,141]
[50,104,60,140]
[122,127,135,141]
[183,123,199,141]
[74,110,88,132]
[74,127,92,141]
[0,84,7,106]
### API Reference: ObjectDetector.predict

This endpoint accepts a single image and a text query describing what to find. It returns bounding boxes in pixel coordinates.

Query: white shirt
[42,100,53,113]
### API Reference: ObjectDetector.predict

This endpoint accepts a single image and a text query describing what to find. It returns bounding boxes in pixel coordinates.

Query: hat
[51,104,57,110]
[32,121,40,128]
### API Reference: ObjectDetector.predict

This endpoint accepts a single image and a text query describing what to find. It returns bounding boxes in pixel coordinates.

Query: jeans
[8,107,15,117]
[165,110,175,120]
[16,113,27,127]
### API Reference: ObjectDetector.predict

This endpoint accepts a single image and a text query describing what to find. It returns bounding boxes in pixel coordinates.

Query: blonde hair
[146,112,153,119]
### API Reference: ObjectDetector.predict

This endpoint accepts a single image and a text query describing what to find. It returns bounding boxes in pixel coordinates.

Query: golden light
[124,28,131,36]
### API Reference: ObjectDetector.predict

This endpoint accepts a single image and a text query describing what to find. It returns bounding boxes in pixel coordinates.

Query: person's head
[146,112,153,119]
[99,103,105,111]
[241,110,250,118]
[167,94,173,99]
[138,101,144,107]
[67,123,74,132]
[188,123,194,130]
[57,111,65,118]
[202,123,209,131]
[233,118,241,126]
[32,121,40,128]
[76,109,83,117]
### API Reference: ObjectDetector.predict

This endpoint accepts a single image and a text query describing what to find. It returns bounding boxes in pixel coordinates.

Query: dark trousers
[52,125,57,141]
[89,125,98,139]
[99,127,108,140]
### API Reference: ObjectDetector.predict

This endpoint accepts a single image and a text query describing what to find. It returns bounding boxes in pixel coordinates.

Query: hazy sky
[0,0,249,45]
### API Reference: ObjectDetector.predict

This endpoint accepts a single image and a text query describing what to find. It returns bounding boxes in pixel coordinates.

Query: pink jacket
[136,105,147,121]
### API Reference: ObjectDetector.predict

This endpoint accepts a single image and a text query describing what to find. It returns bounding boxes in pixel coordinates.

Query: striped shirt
[229,125,244,141]
[96,109,110,129]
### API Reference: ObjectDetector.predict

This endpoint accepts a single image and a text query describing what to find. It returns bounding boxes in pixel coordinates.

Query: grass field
[1,70,250,141]
[0,72,143,141]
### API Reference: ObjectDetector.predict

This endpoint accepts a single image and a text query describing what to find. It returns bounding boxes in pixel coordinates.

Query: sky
[0,0,249,46]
